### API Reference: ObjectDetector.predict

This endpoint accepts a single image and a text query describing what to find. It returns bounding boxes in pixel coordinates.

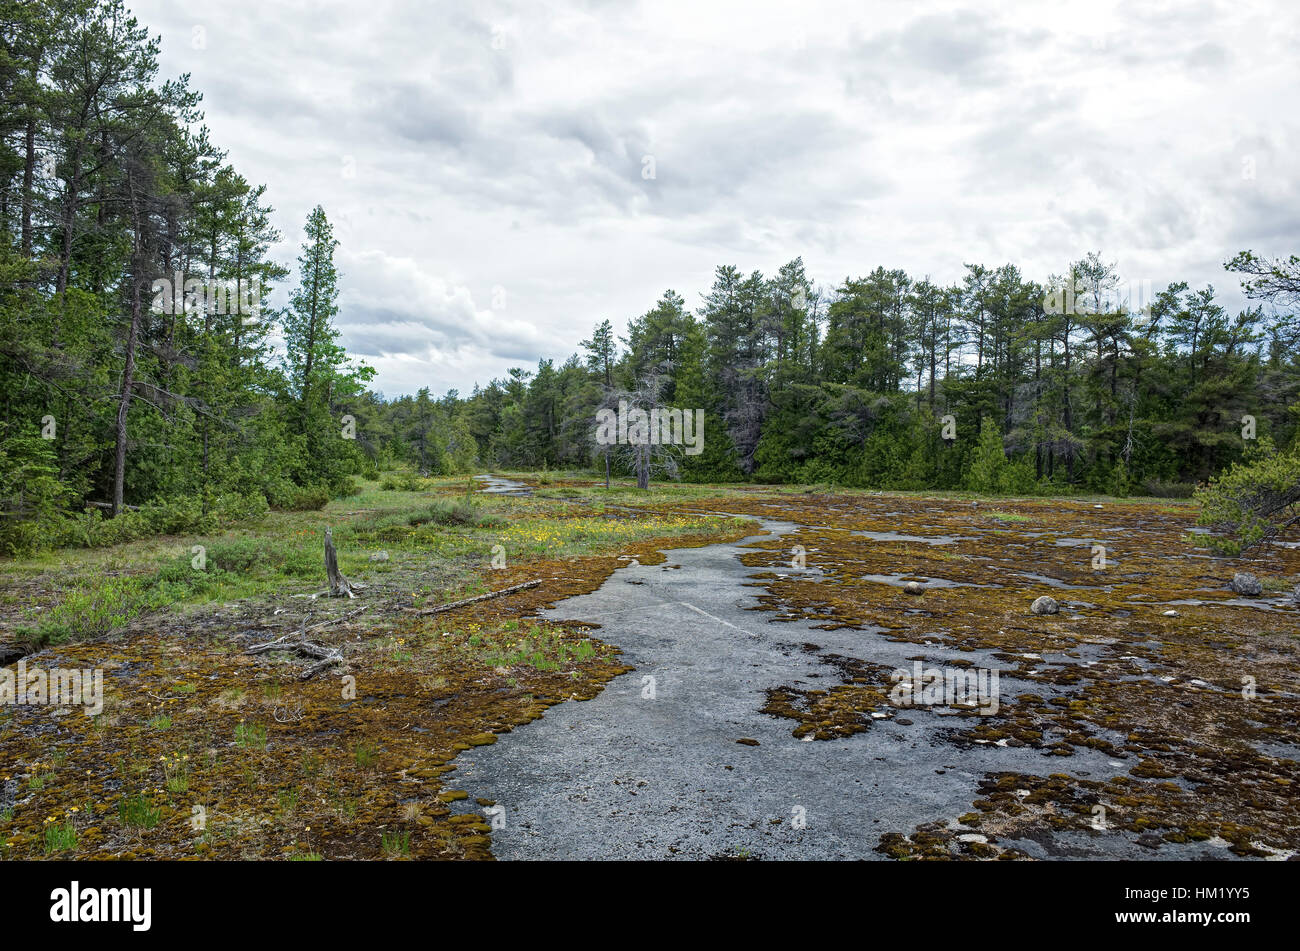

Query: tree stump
[324,527,355,598]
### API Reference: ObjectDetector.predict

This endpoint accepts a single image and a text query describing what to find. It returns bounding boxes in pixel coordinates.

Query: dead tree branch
[407,579,542,617]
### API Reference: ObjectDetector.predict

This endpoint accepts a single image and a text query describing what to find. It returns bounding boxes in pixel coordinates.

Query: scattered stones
[369,550,389,562]
[903,581,924,595]
[1230,572,1262,596]
[1031,595,1059,615]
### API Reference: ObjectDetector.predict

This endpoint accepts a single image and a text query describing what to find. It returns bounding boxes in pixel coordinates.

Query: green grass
[477,623,598,672]
[353,743,378,769]
[987,511,1030,523]
[381,830,410,856]
[2,471,752,648]
[43,822,77,854]
[118,793,162,829]
[234,722,268,750]
[163,754,190,793]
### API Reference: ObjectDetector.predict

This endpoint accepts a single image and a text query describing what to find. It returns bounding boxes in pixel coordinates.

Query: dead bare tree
[593,368,687,490]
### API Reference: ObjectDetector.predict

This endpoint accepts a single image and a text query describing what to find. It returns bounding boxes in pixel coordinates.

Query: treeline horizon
[387,250,1298,496]
[3,0,1299,560]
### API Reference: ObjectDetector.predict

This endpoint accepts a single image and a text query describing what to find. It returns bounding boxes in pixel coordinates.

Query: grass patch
[118,793,162,829]
[234,722,268,750]
[987,511,1030,523]
[43,821,77,854]
[163,753,190,793]
[353,743,378,770]
[381,830,411,856]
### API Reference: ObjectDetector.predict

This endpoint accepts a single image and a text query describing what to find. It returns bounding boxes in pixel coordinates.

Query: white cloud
[134,0,1300,395]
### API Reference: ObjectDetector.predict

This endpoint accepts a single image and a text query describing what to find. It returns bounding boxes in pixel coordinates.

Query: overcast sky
[131,0,1300,399]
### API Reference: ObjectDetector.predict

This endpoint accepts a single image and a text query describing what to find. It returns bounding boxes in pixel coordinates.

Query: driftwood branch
[242,607,367,679]
[296,606,369,634]
[408,579,542,617]
[242,638,345,680]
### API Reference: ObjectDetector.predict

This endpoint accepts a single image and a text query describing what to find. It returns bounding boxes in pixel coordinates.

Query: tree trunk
[113,171,144,516]
[324,527,354,598]
[636,445,649,490]
[21,117,36,255]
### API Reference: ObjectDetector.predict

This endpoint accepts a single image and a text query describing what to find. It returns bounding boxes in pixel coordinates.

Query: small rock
[896,718,913,726]
[1293,584,1300,607]
[1162,610,1180,617]
[735,738,760,747]
[903,581,924,595]
[1230,572,1262,596]
[370,550,389,562]
[1031,595,1059,615]
[1137,833,1164,850]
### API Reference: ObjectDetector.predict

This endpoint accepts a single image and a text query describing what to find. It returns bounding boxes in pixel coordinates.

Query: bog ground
[2,476,1298,860]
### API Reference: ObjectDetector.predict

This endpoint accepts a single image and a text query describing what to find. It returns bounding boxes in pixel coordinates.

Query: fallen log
[408,579,542,617]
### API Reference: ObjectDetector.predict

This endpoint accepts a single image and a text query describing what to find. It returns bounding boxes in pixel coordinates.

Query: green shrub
[418,499,501,528]
[965,418,1008,494]
[277,485,330,511]
[1196,436,1300,554]
[0,431,73,557]
[1143,479,1196,498]
[380,472,427,492]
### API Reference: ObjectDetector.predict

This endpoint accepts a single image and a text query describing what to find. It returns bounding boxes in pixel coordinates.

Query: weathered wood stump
[324,526,355,598]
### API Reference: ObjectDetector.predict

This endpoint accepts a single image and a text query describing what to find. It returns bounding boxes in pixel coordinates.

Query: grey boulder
[1031,595,1059,615]
[1230,572,1262,596]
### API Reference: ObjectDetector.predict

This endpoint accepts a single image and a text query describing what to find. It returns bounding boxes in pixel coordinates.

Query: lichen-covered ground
[676,492,1300,859]
[0,476,754,859]
[3,480,1297,860]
